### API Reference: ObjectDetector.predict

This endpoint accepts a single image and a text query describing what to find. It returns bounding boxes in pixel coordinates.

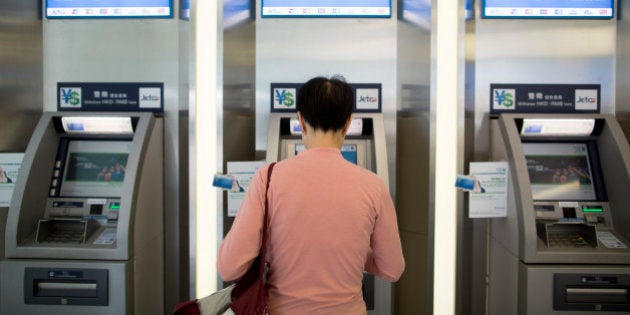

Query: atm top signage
[270,83,382,113]
[489,83,600,116]
[58,82,164,113]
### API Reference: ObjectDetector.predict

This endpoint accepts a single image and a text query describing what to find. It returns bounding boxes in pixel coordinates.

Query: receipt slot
[488,114,630,314]
[266,111,391,315]
[1,112,164,314]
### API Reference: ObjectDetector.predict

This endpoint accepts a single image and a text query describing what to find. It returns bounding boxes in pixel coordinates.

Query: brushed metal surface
[220,16,256,253]
[396,13,432,315]
[0,1,42,152]
[0,4,42,310]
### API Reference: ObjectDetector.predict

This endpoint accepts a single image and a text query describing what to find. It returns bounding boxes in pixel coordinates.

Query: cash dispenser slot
[565,288,628,303]
[537,222,598,248]
[554,274,630,311]
[35,219,99,243]
[24,268,108,306]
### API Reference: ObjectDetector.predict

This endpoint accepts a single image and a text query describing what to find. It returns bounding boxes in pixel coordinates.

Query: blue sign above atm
[489,83,600,116]
[270,82,382,113]
[58,82,164,113]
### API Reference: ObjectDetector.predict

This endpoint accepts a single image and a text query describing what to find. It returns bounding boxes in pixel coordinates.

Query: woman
[218,75,405,314]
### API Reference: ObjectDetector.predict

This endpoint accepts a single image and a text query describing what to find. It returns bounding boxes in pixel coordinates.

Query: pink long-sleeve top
[218,147,405,314]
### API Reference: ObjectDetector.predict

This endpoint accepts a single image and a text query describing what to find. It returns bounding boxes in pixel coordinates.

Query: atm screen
[294,144,358,165]
[522,142,597,201]
[60,140,131,197]
[341,144,358,165]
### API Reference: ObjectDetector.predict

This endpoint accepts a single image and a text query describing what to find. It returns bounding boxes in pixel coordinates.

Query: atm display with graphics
[46,0,173,18]
[522,142,598,201]
[60,140,131,198]
[483,0,613,19]
[262,0,391,17]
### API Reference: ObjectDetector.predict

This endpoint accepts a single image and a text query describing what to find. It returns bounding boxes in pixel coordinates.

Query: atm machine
[1,112,164,314]
[266,86,392,314]
[488,113,630,314]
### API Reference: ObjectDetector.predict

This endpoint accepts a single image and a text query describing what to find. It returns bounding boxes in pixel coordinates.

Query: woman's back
[266,147,398,314]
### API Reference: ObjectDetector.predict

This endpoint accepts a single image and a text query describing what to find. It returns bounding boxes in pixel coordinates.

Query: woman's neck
[302,128,345,149]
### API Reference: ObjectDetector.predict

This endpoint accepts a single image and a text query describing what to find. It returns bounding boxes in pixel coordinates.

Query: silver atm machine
[266,83,392,315]
[1,112,164,314]
[488,113,630,314]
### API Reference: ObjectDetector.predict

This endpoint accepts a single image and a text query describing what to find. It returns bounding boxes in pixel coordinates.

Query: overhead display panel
[262,0,391,18]
[482,0,613,19]
[46,0,173,18]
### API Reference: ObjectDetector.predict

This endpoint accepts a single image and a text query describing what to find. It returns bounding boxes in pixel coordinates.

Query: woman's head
[296,75,353,132]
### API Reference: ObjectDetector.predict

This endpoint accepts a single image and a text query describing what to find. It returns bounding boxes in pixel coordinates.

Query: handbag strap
[259,162,276,274]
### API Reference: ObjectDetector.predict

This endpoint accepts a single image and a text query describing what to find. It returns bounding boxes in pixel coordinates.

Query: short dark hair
[296,75,353,132]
